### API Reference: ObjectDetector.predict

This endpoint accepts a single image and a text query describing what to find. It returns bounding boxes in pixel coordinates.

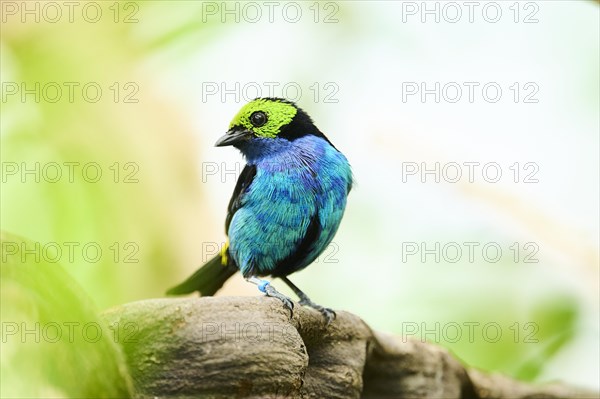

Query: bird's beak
[215,128,253,147]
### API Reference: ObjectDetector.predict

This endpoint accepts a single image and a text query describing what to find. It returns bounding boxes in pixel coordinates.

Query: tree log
[101,297,597,399]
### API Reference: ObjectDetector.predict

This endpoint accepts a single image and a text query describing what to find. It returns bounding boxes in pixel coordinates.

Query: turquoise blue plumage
[230,134,351,277]
[167,98,352,322]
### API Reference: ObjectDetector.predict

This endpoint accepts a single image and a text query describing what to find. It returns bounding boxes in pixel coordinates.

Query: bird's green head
[215,98,329,148]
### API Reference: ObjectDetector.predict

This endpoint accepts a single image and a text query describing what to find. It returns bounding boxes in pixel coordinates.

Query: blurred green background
[1,1,598,396]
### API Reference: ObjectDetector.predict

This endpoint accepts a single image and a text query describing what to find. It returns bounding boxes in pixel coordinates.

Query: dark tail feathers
[166,254,237,296]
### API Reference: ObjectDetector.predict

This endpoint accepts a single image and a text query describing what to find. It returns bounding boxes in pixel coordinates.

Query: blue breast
[228,135,352,277]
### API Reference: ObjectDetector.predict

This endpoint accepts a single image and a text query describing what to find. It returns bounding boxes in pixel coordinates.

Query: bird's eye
[250,111,267,127]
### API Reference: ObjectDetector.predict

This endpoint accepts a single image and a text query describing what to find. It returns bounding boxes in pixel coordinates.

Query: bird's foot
[262,283,295,316]
[280,276,336,325]
[299,298,336,325]
[248,277,294,317]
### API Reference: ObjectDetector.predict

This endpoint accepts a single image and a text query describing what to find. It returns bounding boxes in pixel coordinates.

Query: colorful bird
[167,98,352,323]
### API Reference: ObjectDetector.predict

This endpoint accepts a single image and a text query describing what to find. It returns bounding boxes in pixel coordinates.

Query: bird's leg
[280,276,336,324]
[246,276,294,316]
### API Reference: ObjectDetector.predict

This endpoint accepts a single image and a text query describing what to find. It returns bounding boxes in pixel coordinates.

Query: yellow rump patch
[220,240,229,266]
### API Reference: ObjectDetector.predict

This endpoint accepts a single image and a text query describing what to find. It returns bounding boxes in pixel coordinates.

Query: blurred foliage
[1,231,133,397]
[1,2,210,308]
[513,299,578,380]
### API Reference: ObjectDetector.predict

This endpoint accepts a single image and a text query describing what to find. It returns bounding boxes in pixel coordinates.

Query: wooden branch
[101,297,597,399]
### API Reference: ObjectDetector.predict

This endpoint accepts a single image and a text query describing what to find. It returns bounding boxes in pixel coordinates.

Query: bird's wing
[271,211,321,277]
[225,164,257,234]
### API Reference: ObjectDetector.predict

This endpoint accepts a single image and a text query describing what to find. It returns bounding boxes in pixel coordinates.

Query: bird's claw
[320,307,336,325]
[264,283,294,316]
[299,298,336,325]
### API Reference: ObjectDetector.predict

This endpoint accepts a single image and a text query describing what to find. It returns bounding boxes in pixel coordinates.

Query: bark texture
[101,297,597,399]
